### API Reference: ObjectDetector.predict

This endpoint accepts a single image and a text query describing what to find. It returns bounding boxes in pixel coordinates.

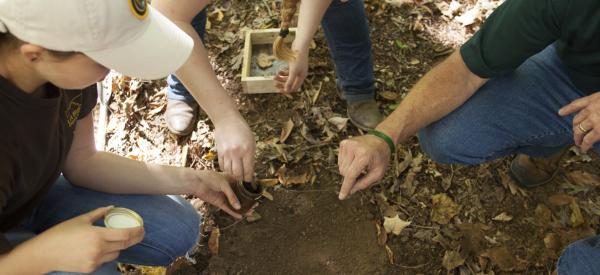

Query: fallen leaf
[327,116,349,132]
[570,201,585,227]
[257,178,279,187]
[375,223,388,246]
[569,171,600,186]
[280,173,309,187]
[409,58,420,65]
[246,212,262,223]
[480,246,525,271]
[385,0,412,7]
[383,215,411,235]
[202,150,216,161]
[385,245,395,265]
[280,119,294,143]
[457,223,490,256]
[549,194,576,206]
[544,233,561,252]
[431,193,460,224]
[138,266,166,275]
[208,228,220,255]
[492,212,513,222]
[379,91,398,101]
[534,204,552,227]
[442,250,466,270]
[455,6,481,26]
[261,190,274,201]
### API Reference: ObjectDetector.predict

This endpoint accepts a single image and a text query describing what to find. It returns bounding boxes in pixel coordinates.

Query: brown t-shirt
[0,76,97,253]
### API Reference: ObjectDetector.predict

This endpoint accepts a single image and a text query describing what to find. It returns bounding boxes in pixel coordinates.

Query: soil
[102,0,600,274]
[209,186,387,275]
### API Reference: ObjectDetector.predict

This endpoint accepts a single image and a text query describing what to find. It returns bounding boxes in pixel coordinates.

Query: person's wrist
[180,168,203,195]
[367,129,395,154]
[15,237,53,274]
[211,110,244,128]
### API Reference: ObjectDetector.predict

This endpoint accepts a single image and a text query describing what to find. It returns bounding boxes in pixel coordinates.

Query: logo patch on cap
[129,0,148,20]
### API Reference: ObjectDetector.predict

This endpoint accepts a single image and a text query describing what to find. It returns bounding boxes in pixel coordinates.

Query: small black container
[230,181,263,215]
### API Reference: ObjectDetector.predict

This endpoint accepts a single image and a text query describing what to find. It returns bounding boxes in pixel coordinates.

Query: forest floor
[98,0,600,274]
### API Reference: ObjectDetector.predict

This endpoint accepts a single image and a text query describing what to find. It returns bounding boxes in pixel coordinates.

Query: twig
[262,0,273,16]
[392,262,429,269]
[282,188,336,193]
[220,219,244,231]
[410,224,439,230]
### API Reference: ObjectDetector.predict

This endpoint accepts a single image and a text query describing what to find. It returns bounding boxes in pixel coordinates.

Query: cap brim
[84,7,193,80]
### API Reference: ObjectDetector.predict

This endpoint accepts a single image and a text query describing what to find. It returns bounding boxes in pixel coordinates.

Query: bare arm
[338,51,487,199]
[279,0,334,92]
[377,51,487,143]
[152,0,256,182]
[151,0,241,125]
[294,0,333,50]
[62,114,242,218]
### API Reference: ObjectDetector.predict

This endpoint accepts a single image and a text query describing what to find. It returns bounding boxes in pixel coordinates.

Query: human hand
[213,116,256,182]
[28,207,144,274]
[559,92,600,153]
[274,45,309,93]
[192,170,243,219]
[338,134,392,200]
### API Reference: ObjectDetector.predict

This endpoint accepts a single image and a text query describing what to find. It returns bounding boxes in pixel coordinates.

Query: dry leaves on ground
[431,193,460,224]
[383,215,411,235]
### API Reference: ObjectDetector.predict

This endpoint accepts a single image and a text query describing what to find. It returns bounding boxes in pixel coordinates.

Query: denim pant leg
[167,9,208,102]
[557,235,600,274]
[12,176,201,274]
[418,45,599,165]
[321,0,375,102]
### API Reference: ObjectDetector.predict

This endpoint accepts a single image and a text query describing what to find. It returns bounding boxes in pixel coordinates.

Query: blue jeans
[168,0,375,102]
[322,0,375,102]
[167,9,207,102]
[419,45,599,165]
[418,45,599,273]
[6,176,201,275]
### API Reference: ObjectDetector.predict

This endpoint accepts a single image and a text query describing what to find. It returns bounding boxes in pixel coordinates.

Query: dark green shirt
[461,0,600,94]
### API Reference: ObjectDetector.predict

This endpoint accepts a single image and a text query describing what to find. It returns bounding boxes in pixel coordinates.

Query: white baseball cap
[0,0,193,80]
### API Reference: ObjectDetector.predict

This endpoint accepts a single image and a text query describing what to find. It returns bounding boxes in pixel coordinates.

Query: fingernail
[338,193,345,200]
[234,202,241,210]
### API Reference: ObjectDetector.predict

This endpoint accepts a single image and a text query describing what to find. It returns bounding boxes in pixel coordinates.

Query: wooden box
[241,28,296,94]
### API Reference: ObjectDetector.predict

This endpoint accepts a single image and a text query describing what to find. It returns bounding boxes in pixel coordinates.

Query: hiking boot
[510,147,570,188]
[347,99,384,131]
[165,98,198,136]
[335,85,384,130]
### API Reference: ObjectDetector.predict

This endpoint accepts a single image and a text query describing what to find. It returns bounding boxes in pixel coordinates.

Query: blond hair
[273,0,299,62]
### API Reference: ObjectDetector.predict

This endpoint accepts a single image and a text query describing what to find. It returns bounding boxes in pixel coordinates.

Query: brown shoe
[510,147,570,188]
[165,98,198,136]
[347,99,384,131]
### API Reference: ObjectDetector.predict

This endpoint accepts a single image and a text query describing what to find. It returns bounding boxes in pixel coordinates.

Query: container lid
[104,207,144,229]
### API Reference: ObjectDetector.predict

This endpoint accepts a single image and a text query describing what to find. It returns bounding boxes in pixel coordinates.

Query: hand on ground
[337,134,392,200]
[193,171,243,219]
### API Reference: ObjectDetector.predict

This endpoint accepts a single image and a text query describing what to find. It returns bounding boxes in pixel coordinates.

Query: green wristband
[367,130,396,153]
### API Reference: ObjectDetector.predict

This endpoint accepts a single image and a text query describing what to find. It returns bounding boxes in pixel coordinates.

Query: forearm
[153,0,243,125]
[0,242,51,274]
[377,51,488,143]
[294,0,333,50]
[62,151,197,195]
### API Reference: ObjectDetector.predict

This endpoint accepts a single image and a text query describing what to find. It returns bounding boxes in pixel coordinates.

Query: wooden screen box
[241,28,296,94]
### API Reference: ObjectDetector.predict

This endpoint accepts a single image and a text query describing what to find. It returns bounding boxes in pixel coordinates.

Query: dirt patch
[208,185,388,274]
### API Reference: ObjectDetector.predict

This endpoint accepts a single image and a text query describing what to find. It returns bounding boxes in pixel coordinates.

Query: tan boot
[165,99,198,136]
[510,147,570,188]
[347,99,384,131]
